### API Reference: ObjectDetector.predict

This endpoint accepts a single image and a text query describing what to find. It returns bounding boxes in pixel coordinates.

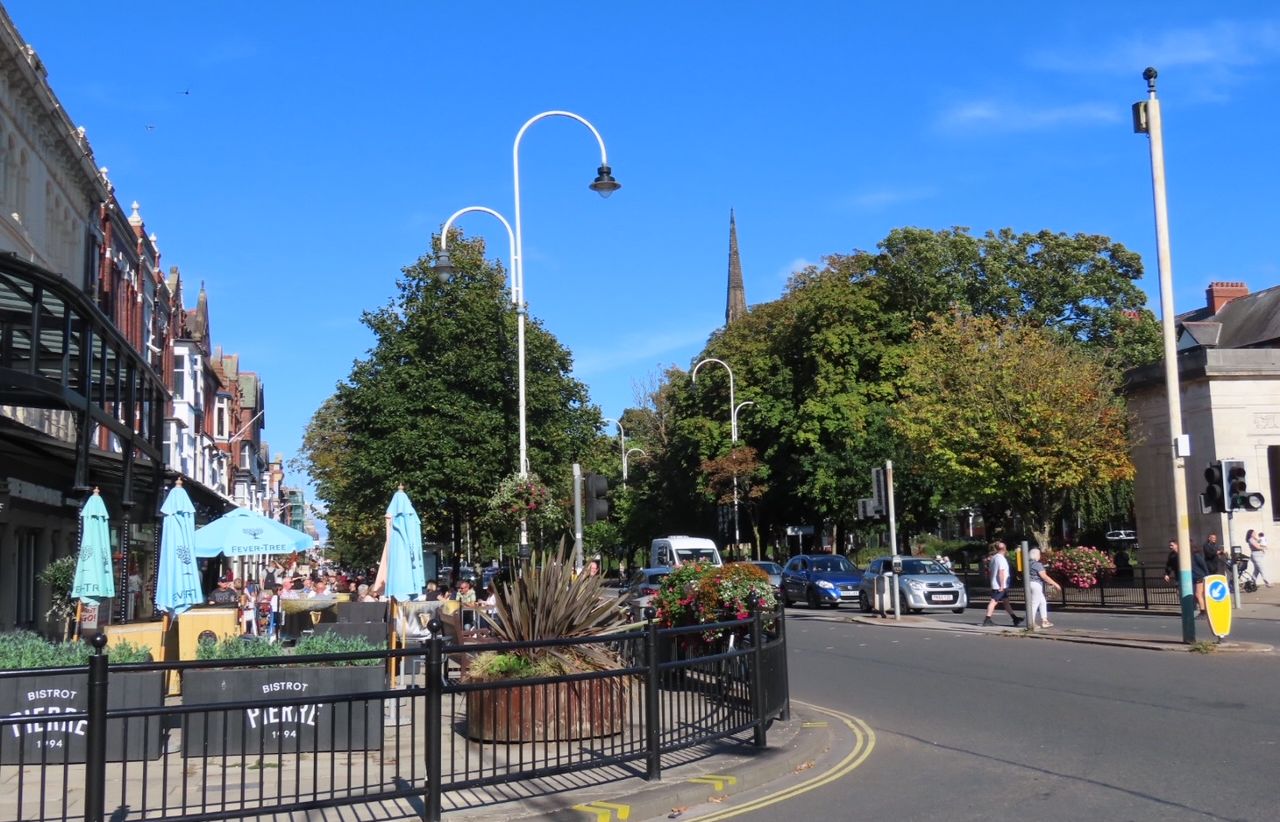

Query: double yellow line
[689,702,876,821]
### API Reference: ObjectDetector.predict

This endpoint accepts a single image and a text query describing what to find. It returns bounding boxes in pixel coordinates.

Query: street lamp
[691,358,755,557]
[1134,67,1195,644]
[624,447,647,486]
[602,417,627,480]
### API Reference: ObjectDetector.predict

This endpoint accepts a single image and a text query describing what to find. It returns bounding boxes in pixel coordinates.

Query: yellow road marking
[571,804,610,822]
[592,801,631,820]
[801,721,828,727]
[571,800,631,821]
[687,701,876,821]
[689,774,738,790]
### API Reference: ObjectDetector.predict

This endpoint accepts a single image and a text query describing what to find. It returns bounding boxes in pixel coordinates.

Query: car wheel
[952,607,965,614]
[806,588,821,609]
[860,593,872,613]
[782,591,792,607]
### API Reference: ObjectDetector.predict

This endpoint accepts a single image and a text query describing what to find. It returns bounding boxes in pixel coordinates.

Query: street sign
[1204,574,1232,639]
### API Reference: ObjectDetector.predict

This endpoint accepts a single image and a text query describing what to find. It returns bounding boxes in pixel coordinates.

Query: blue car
[781,554,863,609]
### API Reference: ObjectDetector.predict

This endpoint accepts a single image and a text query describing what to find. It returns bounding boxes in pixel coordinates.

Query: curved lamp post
[692,358,754,557]
[624,447,647,487]
[436,111,617,558]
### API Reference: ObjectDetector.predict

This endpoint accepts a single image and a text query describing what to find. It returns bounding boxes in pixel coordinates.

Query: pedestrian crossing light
[584,472,610,524]
[1224,459,1266,512]
[1202,461,1226,514]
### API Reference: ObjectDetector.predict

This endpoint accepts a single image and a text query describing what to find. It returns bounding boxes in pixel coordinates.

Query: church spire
[726,209,746,325]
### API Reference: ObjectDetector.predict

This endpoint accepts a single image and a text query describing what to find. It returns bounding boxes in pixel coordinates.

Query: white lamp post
[692,358,754,557]
[1134,67,1195,643]
[624,448,647,486]
[603,417,627,481]
[437,112,618,559]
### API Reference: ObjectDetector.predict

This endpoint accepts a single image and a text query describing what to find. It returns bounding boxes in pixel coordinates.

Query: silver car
[746,561,783,596]
[859,556,967,614]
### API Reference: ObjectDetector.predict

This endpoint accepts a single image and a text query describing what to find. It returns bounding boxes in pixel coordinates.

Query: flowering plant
[1043,546,1115,589]
[483,472,564,542]
[653,562,777,644]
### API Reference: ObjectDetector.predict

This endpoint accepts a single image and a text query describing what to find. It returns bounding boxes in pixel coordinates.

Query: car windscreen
[810,557,856,573]
[677,548,719,563]
[900,559,947,575]
[754,563,783,574]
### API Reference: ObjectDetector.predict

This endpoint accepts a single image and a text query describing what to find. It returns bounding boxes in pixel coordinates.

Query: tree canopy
[296,234,602,568]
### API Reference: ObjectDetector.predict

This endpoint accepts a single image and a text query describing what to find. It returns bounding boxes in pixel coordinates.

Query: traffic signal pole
[573,463,584,574]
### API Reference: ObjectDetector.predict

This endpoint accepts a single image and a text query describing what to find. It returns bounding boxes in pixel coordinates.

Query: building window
[173,355,186,401]
[241,443,253,470]
[215,398,227,438]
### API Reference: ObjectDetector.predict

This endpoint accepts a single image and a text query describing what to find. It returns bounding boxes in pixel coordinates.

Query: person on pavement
[1027,547,1062,628]
[983,542,1022,627]
[1162,540,1179,584]
[1191,542,1209,615]
[1202,533,1224,576]
[1246,529,1271,588]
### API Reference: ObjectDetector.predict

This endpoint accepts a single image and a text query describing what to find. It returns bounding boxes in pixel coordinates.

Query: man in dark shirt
[1202,534,1223,576]
[208,577,238,605]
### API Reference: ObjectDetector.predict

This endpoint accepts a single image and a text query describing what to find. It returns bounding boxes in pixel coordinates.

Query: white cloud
[1031,20,1280,75]
[937,100,1122,133]
[776,257,819,281]
[573,329,711,377]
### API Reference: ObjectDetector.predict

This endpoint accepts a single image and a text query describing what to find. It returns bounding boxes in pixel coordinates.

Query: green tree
[892,314,1134,549]
[297,234,600,568]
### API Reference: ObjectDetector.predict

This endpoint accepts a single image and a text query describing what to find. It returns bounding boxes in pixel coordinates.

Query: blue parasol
[193,507,313,558]
[377,487,426,600]
[70,488,115,604]
[154,480,202,618]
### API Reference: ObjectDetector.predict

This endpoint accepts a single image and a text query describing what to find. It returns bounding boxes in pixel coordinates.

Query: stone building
[1127,281,1280,573]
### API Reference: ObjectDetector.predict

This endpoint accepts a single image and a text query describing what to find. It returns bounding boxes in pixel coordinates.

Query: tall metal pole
[887,460,900,621]
[1136,67,1195,643]
[603,417,627,481]
[512,110,613,558]
[693,358,746,555]
[573,463,584,573]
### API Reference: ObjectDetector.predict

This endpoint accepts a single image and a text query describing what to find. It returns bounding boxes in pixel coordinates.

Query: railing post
[424,621,444,822]
[775,602,790,721]
[644,609,661,781]
[1099,571,1107,607]
[750,606,766,748]
[1142,566,1151,609]
[84,633,109,822]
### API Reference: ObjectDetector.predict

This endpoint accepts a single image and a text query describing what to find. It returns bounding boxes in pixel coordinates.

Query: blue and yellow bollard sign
[1204,573,1232,639]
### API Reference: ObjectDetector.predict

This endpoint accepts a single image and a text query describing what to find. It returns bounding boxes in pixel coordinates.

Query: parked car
[746,561,784,596]
[781,554,863,608]
[624,567,672,619]
[859,555,967,614]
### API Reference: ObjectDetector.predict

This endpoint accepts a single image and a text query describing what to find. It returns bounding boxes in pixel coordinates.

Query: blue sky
[8,1,1280,499]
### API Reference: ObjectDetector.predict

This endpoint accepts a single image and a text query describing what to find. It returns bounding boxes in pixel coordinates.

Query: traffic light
[1224,459,1266,512]
[584,472,609,524]
[1202,461,1226,514]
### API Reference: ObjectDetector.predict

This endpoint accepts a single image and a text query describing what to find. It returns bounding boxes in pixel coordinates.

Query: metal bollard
[84,633,109,822]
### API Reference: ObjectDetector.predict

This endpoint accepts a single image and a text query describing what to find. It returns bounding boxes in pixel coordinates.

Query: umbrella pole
[74,601,83,642]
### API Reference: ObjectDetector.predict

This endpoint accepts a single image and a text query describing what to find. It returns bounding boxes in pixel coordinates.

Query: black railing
[953,565,1181,609]
[0,606,789,822]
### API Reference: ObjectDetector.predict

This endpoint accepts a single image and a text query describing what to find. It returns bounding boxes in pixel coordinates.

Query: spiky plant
[486,546,630,676]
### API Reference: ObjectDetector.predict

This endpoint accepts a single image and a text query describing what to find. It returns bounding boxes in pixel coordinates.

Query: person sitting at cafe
[457,579,477,605]
[302,578,317,598]
[436,584,452,602]
[422,580,441,601]
[208,574,239,606]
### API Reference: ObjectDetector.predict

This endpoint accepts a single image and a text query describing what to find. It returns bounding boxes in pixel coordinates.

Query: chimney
[1206,281,1248,314]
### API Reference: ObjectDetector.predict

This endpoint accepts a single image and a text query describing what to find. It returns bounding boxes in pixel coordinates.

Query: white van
[650,536,723,569]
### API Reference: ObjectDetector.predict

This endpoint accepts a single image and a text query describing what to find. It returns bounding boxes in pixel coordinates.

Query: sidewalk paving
[848,582,1280,653]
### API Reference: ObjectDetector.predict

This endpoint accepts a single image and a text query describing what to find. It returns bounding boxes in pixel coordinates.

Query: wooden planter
[181,666,385,757]
[466,678,627,742]
[0,670,165,764]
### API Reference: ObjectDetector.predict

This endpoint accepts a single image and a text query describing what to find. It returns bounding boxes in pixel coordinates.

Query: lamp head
[589,164,621,198]
[433,250,457,283]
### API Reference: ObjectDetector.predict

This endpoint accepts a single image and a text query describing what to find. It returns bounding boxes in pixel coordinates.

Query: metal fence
[953,566,1181,609]
[0,606,789,822]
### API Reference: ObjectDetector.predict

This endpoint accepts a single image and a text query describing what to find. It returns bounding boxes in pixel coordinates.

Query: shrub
[0,631,151,669]
[1043,546,1115,589]
[482,546,631,678]
[293,632,384,666]
[195,636,284,662]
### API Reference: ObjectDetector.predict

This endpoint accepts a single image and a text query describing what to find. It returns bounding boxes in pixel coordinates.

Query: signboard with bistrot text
[1204,574,1232,639]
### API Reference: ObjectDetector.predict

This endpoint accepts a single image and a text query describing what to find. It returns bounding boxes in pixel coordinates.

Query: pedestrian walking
[983,542,1022,627]
[1026,548,1062,628]
[1191,541,1208,615]
[1162,540,1179,584]
[1246,529,1271,588]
